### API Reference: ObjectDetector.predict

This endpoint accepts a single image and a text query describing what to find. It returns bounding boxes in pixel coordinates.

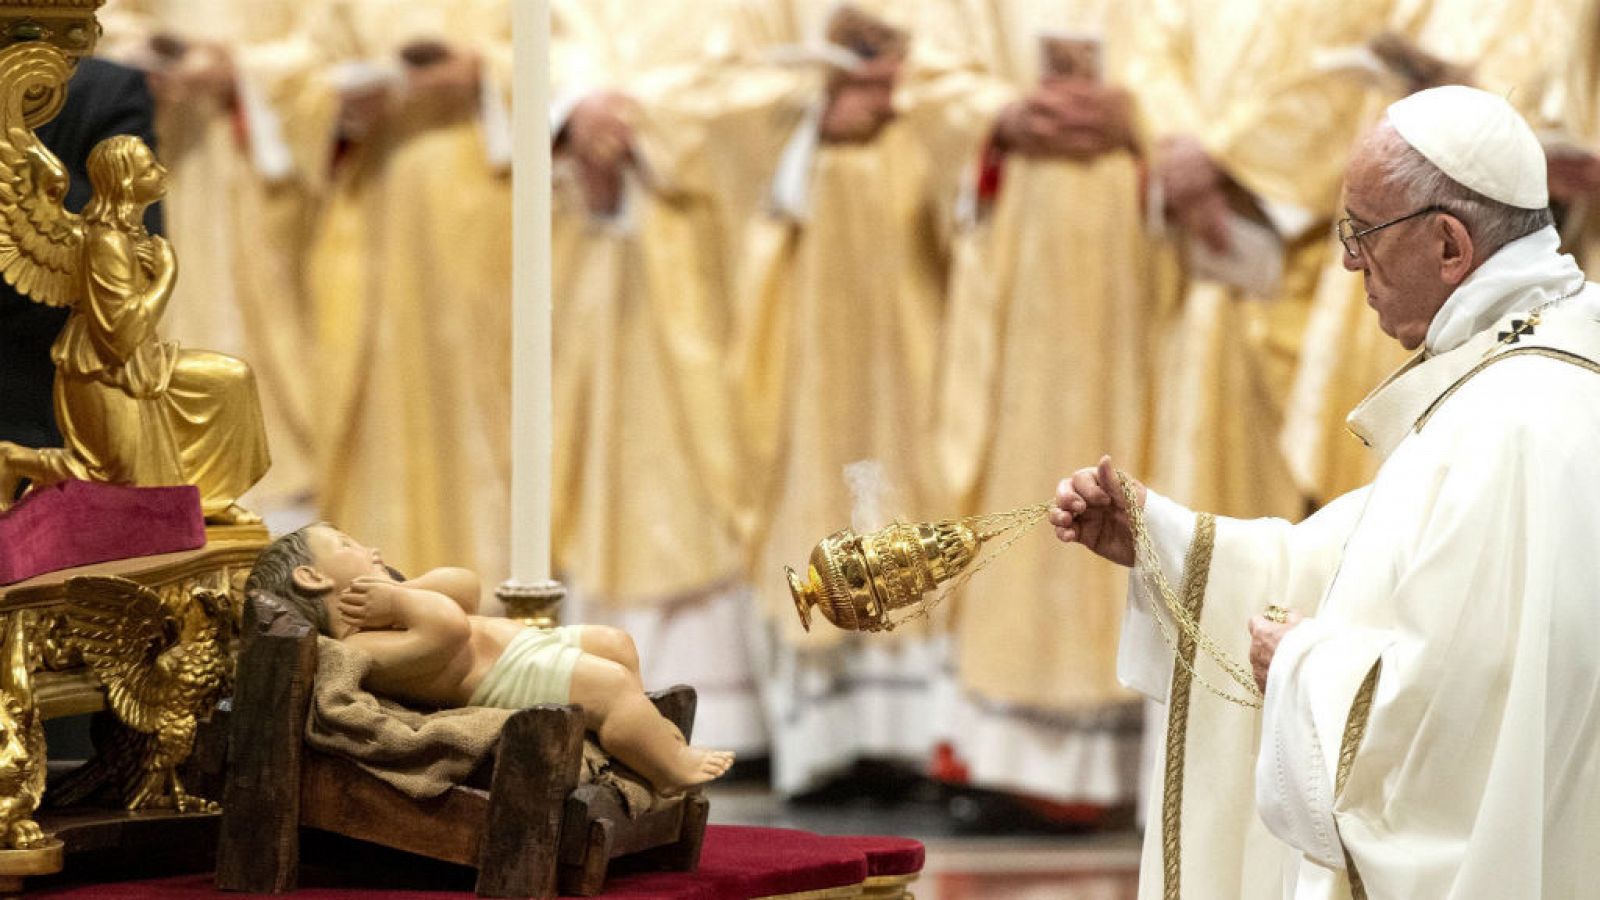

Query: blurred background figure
[725,0,1001,798]
[923,0,1159,817]
[1282,0,1575,508]
[547,0,786,756]
[1131,0,1397,525]
[302,0,515,596]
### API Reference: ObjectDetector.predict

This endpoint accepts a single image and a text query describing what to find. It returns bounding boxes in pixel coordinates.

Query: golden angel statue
[0,44,268,523]
[52,576,231,813]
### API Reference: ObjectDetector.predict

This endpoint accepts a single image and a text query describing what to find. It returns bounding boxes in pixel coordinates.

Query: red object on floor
[0,480,206,586]
[29,825,921,899]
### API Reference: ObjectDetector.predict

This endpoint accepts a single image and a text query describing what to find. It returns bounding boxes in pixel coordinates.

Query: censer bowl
[786,520,981,633]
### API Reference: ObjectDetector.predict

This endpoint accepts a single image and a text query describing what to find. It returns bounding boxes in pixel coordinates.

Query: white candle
[509,0,553,584]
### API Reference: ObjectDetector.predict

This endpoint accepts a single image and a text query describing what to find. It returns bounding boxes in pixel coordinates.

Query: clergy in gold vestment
[927,0,1156,802]
[1543,0,1600,275]
[95,0,331,514]
[1054,88,1600,900]
[1281,0,1573,505]
[1130,0,1395,522]
[730,0,995,793]
[306,0,514,593]
[548,0,790,751]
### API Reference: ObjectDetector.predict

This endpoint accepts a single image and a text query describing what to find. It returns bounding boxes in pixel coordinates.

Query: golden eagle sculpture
[52,576,230,812]
[0,40,269,523]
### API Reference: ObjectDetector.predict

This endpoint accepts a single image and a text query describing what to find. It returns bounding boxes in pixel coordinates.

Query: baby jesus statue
[246,524,734,795]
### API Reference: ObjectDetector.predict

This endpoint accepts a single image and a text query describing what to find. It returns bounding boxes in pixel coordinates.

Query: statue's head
[85,134,165,223]
[247,524,392,637]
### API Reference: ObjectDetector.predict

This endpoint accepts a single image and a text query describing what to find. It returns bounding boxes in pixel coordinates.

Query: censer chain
[1117,472,1263,709]
[893,504,1052,628]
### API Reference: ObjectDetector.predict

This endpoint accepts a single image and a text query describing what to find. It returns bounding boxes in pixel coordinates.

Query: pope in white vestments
[1052,86,1600,899]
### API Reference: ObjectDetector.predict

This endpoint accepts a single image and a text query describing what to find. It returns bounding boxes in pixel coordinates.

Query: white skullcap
[1387,85,1549,209]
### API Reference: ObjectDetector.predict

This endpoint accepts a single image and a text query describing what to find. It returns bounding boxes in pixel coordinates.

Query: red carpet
[31,825,923,899]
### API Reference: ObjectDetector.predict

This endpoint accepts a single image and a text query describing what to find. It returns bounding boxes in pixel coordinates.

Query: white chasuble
[1122,227,1600,899]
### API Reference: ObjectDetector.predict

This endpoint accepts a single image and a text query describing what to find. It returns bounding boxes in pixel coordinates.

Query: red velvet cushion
[831,834,925,877]
[0,480,205,586]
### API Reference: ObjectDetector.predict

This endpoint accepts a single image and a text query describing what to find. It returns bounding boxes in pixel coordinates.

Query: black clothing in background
[0,58,163,449]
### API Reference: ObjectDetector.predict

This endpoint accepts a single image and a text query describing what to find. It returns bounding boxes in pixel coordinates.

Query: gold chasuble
[96,0,331,513]
[729,0,997,793]
[548,0,791,752]
[1281,0,1574,506]
[1545,0,1600,274]
[925,0,1157,800]
[1129,0,1392,522]
[307,0,514,589]
[549,0,767,607]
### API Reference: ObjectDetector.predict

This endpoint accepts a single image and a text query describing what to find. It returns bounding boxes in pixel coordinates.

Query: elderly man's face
[1340,136,1458,351]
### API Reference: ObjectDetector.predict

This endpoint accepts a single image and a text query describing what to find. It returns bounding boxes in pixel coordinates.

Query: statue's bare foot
[205,503,261,526]
[656,746,735,796]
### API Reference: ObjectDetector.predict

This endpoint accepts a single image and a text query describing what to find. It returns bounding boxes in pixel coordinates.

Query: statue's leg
[0,443,87,510]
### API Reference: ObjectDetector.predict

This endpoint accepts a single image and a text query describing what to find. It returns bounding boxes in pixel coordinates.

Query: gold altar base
[0,537,263,894]
[862,873,918,898]
[0,838,62,893]
[203,521,270,545]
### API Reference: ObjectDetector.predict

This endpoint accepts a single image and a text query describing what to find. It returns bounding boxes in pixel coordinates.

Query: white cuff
[768,101,822,221]
[549,85,590,139]
[1259,195,1317,243]
[234,67,295,183]
[480,70,513,172]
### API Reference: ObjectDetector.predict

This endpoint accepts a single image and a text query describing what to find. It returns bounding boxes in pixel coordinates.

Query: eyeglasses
[1335,205,1449,258]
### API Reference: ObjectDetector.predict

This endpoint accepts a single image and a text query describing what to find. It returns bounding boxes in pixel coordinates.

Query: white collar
[1425,226,1586,354]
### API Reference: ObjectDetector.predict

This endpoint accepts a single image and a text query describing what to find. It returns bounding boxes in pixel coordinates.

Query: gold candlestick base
[497,579,566,629]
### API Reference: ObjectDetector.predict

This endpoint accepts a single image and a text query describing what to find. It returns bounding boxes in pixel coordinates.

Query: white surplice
[1121,226,1600,899]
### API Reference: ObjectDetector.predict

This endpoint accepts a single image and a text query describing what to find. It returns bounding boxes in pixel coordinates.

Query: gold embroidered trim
[1161,512,1216,900]
[1414,348,1600,433]
[1335,662,1381,900]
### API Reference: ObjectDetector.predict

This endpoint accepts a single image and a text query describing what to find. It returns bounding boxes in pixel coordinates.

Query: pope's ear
[1438,213,1475,285]
[292,564,333,594]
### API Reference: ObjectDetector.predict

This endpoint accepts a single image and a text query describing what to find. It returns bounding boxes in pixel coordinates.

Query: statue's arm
[401,567,481,614]
[343,587,471,687]
[83,227,175,363]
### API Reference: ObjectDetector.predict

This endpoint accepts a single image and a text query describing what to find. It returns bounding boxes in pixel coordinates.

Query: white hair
[1374,121,1553,256]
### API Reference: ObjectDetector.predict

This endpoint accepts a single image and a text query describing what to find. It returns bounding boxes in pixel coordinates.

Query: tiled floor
[705,778,1141,900]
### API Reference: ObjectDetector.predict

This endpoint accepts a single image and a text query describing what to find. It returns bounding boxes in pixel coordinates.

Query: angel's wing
[0,44,84,308]
[64,576,178,735]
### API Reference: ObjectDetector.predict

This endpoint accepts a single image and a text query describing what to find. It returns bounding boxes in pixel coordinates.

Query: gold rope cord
[1119,473,1263,709]
[1161,511,1215,900]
